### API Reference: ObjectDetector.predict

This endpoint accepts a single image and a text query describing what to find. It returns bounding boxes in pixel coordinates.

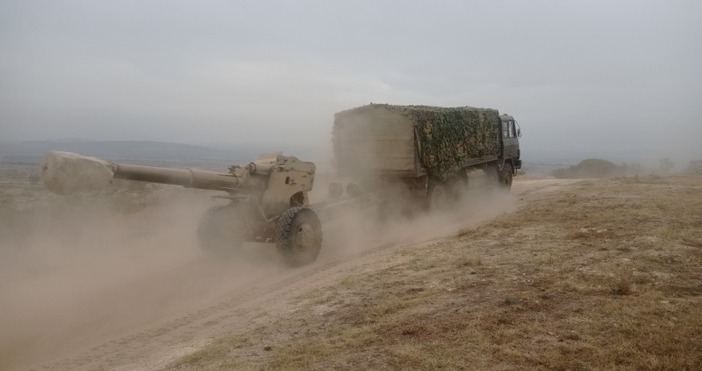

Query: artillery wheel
[197,204,249,256]
[275,207,322,267]
[327,182,344,199]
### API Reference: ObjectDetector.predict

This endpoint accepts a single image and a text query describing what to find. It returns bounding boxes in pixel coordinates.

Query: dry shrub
[611,276,633,296]
[169,175,702,371]
[552,158,642,179]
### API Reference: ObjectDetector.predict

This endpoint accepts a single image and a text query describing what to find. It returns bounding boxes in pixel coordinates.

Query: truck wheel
[450,176,469,201]
[276,207,322,267]
[498,163,513,190]
[428,181,450,211]
[197,204,249,256]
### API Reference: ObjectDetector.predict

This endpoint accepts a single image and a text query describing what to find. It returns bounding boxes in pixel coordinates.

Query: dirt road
[0,177,571,371]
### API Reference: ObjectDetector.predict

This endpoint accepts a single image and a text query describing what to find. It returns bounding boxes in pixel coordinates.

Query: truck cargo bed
[333,104,502,180]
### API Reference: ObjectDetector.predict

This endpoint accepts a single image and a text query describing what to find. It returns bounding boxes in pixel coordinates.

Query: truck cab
[500,114,522,171]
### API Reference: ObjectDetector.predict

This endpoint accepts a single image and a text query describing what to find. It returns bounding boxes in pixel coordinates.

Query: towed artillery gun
[41,151,357,266]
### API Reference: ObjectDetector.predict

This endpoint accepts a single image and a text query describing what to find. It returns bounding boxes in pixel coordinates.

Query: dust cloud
[0,184,287,371]
[1,158,516,371]
[317,170,517,263]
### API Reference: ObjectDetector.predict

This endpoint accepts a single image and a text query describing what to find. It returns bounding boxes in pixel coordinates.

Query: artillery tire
[197,204,248,256]
[276,207,322,267]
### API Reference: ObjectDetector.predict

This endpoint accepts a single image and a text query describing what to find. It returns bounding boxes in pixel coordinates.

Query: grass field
[169,175,702,370]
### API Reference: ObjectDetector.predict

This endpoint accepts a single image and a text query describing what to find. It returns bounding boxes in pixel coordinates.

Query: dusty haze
[1,1,701,368]
[0,164,514,370]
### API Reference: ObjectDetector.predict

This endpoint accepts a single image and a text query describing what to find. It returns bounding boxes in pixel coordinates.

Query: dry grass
[169,175,702,370]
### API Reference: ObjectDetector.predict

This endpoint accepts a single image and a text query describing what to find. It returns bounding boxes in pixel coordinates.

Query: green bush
[686,160,702,173]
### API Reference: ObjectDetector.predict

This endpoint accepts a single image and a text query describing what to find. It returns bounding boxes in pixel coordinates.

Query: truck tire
[498,163,513,190]
[450,175,469,201]
[276,207,322,267]
[428,181,451,211]
[197,204,250,256]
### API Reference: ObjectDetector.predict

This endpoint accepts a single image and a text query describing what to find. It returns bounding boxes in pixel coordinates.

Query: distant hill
[0,140,331,171]
[0,140,262,167]
[2,140,228,159]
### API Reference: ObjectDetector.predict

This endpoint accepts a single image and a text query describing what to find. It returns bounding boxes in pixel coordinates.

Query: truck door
[501,115,520,166]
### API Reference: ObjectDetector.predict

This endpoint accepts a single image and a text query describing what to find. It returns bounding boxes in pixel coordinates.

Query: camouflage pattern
[334,104,502,180]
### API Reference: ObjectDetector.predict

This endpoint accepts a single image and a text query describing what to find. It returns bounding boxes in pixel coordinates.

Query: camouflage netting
[334,104,501,180]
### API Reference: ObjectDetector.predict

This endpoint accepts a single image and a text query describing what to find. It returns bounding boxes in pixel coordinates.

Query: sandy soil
[0,176,572,371]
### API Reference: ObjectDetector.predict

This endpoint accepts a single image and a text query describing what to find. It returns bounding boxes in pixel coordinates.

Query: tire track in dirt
[40,238,416,371]
[37,178,570,371]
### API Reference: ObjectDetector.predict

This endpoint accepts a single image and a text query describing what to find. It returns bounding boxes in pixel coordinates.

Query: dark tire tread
[275,207,322,266]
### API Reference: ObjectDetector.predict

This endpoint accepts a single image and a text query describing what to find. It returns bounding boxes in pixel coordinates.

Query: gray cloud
[1,0,701,161]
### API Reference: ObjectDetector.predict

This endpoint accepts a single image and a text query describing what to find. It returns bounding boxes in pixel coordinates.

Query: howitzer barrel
[113,163,238,191]
[41,151,240,195]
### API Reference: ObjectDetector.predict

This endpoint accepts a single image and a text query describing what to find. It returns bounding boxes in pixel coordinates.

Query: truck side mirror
[517,128,521,138]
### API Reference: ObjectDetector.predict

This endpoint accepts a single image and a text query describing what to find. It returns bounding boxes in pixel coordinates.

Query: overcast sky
[1,0,701,160]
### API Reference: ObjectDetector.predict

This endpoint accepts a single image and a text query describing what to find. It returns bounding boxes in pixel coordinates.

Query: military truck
[332,104,521,209]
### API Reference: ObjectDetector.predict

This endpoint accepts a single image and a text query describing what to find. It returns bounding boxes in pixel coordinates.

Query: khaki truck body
[332,104,521,207]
